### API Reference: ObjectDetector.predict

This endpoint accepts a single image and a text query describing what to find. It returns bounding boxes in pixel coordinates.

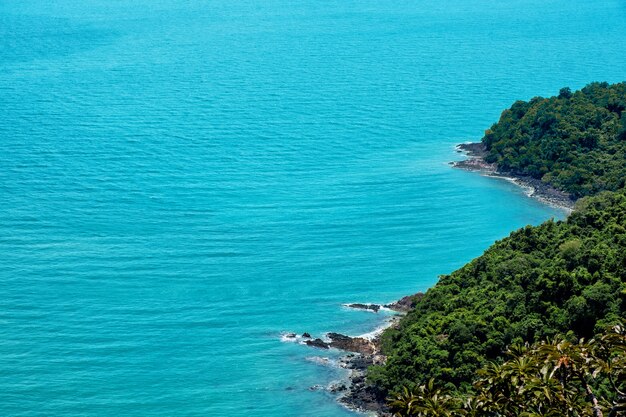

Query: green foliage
[371,190,626,396]
[482,82,626,198]
[388,324,626,417]
[371,82,626,414]
[388,379,464,417]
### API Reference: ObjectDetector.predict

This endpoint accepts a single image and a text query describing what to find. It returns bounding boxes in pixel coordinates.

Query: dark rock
[451,158,497,172]
[305,338,330,349]
[352,375,365,385]
[302,332,311,338]
[337,354,391,415]
[499,174,575,209]
[285,333,296,338]
[385,292,423,313]
[456,142,488,157]
[330,384,347,393]
[346,303,381,313]
[452,143,496,172]
[327,333,376,355]
[340,381,391,416]
[344,355,374,370]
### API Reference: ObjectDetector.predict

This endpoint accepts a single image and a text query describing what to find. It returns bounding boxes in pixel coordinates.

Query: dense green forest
[388,324,626,416]
[482,82,626,198]
[369,186,626,406]
[364,83,626,415]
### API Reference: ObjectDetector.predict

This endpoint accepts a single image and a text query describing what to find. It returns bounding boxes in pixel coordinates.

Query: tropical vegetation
[369,189,626,396]
[388,324,626,416]
[365,83,626,415]
[483,82,626,198]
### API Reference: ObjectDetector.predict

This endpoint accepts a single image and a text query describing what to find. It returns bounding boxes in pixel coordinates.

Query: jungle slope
[367,82,626,399]
[369,189,626,395]
[482,82,626,199]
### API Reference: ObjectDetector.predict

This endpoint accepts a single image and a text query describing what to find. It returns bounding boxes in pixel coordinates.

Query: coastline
[303,143,578,416]
[295,295,423,416]
[335,318,395,417]
[451,142,576,212]
[337,295,421,415]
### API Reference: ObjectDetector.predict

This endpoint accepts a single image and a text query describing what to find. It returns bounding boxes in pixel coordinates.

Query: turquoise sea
[1,1,625,416]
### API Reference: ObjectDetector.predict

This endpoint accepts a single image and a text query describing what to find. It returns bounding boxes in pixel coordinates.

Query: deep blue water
[1,1,625,416]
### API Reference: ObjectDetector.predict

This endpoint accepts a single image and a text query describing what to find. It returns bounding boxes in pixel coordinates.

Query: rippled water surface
[1,1,626,416]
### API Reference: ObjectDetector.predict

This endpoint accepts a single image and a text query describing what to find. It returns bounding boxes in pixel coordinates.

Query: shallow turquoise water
[1,1,625,416]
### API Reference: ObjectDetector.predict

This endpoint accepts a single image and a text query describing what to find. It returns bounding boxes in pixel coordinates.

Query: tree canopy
[388,324,626,417]
[369,189,626,398]
[483,82,626,198]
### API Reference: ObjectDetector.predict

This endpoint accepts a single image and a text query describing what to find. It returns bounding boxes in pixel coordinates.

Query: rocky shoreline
[452,143,576,211]
[294,293,423,416]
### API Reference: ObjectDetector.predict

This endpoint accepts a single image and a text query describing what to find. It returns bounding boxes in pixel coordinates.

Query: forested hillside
[369,189,626,397]
[483,82,626,198]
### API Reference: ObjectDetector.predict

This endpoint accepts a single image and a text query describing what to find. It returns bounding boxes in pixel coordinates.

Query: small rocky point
[303,333,377,354]
[385,293,423,313]
[337,353,391,415]
[345,303,381,312]
[299,294,425,415]
[345,292,423,314]
[451,143,496,172]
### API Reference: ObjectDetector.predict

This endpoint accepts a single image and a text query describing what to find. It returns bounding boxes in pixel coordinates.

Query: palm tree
[388,379,463,417]
[387,324,626,417]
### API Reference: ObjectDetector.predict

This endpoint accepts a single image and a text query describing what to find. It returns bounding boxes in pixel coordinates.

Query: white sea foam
[342,302,397,314]
[494,175,535,197]
[279,332,300,343]
[357,317,399,341]
[305,356,336,367]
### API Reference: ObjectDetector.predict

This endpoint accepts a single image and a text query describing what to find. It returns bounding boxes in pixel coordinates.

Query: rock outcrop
[384,292,423,313]
[345,303,381,312]
[304,338,330,349]
[327,333,377,355]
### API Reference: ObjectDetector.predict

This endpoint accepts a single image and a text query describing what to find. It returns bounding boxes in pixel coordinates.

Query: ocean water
[1,1,625,416]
